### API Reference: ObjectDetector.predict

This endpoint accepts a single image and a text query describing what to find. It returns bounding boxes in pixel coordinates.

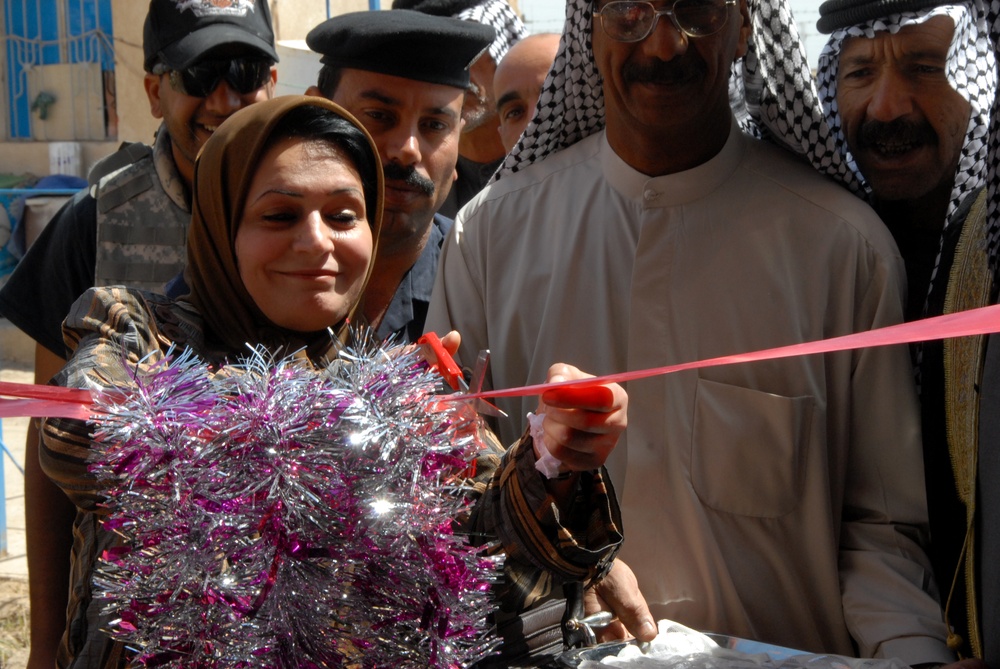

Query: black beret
[390,0,483,16]
[817,0,951,33]
[306,10,494,89]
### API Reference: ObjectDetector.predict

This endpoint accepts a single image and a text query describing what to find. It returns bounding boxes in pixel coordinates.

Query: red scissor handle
[417,333,464,391]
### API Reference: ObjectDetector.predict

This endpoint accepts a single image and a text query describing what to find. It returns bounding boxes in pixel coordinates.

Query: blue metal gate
[3,0,114,139]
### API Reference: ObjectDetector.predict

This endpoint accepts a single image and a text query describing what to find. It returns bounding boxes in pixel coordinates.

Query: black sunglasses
[158,58,273,98]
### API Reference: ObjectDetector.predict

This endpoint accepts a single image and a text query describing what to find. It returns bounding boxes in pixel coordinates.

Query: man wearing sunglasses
[428,0,955,661]
[0,1,276,667]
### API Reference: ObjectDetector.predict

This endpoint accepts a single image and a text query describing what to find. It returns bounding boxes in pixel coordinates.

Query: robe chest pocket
[691,378,813,518]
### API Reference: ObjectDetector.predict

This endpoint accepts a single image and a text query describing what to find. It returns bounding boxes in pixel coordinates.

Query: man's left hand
[584,558,656,643]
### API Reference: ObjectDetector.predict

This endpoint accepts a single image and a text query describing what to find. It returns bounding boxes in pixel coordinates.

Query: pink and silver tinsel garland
[88,341,502,668]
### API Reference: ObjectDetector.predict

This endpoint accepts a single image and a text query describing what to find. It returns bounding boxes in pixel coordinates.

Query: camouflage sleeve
[461,427,622,613]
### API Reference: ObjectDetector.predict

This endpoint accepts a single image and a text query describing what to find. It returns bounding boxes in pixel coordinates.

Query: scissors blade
[466,349,507,418]
[470,350,490,394]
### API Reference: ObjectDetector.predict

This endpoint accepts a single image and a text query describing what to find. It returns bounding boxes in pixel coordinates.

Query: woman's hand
[440,330,461,358]
[534,363,627,473]
[415,331,461,375]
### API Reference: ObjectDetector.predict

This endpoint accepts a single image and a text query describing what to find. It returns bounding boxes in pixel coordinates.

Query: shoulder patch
[89,142,153,187]
[97,171,155,213]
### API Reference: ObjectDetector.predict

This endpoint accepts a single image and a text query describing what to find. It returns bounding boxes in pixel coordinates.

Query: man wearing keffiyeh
[426,0,959,661]
[813,1,998,658]
[391,0,528,216]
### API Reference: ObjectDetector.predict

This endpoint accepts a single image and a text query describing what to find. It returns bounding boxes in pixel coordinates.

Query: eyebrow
[250,186,364,204]
[902,48,949,61]
[359,88,402,107]
[358,88,459,121]
[840,47,948,70]
[496,90,523,111]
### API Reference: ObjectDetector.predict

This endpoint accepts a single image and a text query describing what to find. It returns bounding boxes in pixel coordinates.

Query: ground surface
[0,578,29,668]
[0,359,33,668]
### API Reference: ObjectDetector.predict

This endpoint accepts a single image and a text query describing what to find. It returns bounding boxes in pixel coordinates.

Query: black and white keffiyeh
[984,1,1000,282]
[815,3,1000,304]
[391,0,527,63]
[816,3,997,237]
[455,0,528,63]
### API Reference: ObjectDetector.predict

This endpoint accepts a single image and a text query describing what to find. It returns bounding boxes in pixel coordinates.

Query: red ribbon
[459,303,1000,400]
[4,303,1000,417]
[0,382,97,419]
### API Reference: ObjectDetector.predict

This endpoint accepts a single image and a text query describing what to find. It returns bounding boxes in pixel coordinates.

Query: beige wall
[113,0,159,145]
[0,0,366,178]
[0,141,118,180]
[271,0,370,43]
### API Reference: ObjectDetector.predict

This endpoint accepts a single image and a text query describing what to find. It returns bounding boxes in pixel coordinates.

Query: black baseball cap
[306,10,494,90]
[143,0,279,72]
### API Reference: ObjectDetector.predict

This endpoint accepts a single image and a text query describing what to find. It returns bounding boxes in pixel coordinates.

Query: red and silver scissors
[417,333,506,418]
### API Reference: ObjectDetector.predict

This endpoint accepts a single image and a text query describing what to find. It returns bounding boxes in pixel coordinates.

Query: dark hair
[264,104,380,226]
[316,65,344,99]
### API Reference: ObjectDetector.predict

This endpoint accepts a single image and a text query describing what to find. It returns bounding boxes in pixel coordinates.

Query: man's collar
[375,214,452,341]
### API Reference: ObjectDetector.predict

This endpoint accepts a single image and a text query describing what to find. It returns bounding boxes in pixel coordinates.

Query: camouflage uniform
[93,127,190,290]
[0,124,191,357]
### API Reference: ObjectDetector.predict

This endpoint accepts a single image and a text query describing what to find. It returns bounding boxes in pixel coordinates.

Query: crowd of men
[0,0,998,666]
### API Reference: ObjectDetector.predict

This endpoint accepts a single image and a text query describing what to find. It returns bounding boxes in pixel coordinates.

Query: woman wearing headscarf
[38,96,625,668]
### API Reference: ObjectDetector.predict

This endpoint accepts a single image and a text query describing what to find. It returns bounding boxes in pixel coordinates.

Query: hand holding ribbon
[531,364,627,478]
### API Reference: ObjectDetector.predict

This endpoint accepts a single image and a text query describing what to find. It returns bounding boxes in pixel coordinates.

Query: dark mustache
[857,118,935,148]
[383,162,435,197]
[623,60,698,85]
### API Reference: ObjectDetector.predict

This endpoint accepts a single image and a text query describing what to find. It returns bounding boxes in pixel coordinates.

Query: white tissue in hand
[528,412,563,478]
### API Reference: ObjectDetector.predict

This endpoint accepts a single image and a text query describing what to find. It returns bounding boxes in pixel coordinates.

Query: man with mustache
[427,0,957,661]
[815,0,997,659]
[0,2,277,666]
[305,10,491,343]
[390,0,528,218]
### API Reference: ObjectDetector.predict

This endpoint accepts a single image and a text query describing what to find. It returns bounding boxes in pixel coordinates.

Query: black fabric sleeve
[0,189,98,357]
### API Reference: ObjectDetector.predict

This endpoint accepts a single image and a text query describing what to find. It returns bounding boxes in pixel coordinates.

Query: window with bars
[2,0,115,141]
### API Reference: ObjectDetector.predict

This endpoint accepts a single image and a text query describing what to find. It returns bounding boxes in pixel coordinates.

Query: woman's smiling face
[235,137,373,333]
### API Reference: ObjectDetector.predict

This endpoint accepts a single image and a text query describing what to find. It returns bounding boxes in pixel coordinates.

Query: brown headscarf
[183,96,384,357]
